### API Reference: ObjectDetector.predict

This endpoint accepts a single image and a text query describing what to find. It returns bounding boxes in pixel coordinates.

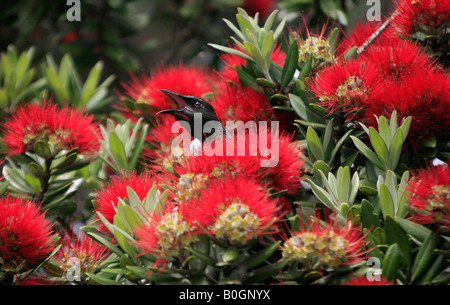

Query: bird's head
[157,89,222,140]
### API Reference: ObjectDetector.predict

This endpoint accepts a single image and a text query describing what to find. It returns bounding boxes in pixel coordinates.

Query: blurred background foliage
[0,0,394,109]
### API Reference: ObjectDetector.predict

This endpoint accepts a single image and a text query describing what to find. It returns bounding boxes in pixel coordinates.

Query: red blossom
[361,68,450,148]
[281,215,371,269]
[182,176,282,245]
[307,59,379,114]
[53,231,110,277]
[61,30,79,43]
[92,171,161,236]
[134,203,198,270]
[360,38,435,82]
[2,99,101,157]
[342,275,392,285]
[393,0,450,35]
[337,20,399,56]
[0,196,55,271]
[242,0,276,19]
[212,84,277,124]
[120,64,217,117]
[168,130,305,197]
[144,116,191,171]
[406,162,450,229]
[15,276,60,285]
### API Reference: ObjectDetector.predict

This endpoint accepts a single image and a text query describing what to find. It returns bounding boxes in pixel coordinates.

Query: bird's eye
[194,101,202,108]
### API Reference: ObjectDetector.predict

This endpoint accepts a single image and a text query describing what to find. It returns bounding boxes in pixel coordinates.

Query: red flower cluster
[406,163,450,229]
[2,99,101,157]
[212,84,277,124]
[393,0,450,35]
[281,216,370,269]
[53,231,110,278]
[121,64,216,117]
[342,275,392,285]
[310,23,450,149]
[242,0,276,19]
[183,176,282,245]
[0,196,55,271]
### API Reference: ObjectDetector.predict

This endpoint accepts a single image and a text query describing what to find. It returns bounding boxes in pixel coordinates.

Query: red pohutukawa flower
[281,217,370,269]
[242,0,276,19]
[2,100,101,157]
[406,163,450,229]
[183,176,281,245]
[144,116,191,172]
[93,171,160,236]
[53,231,110,280]
[360,38,435,82]
[0,196,55,271]
[337,20,399,57]
[169,130,305,198]
[308,59,379,114]
[361,68,450,148]
[121,64,217,116]
[134,204,199,270]
[218,44,285,84]
[15,276,59,285]
[212,84,277,124]
[342,275,392,285]
[393,0,450,35]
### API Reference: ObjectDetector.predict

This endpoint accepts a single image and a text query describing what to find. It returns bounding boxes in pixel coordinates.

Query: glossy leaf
[411,231,438,283]
[280,39,299,89]
[382,243,400,281]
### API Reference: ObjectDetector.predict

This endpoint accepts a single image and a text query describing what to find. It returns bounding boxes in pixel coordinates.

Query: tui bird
[156,89,226,143]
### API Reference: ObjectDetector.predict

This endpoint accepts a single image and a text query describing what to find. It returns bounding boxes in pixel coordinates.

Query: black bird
[156,89,226,142]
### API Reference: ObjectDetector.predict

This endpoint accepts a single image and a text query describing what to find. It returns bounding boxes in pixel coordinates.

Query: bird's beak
[156,89,191,115]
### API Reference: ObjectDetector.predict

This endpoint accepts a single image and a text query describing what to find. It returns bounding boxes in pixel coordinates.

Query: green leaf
[222,248,239,263]
[337,166,351,204]
[109,132,128,169]
[379,184,395,219]
[382,243,400,281]
[185,247,216,266]
[400,116,412,142]
[307,127,324,161]
[385,216,411,267]
[243,260,288,284]
[126,266,179,282]
[394,217,432,243]
[313,160,330,177]
[359,179,378,196]
[280,39,299,89]
[87,232,124,257]
[411,232,438,283]
[344,46,357,59]
[388,128,403,170]
[300,54,313,77]
[328,129,352,165]
[28,162,45,178]
[368,127,389,167]
[307,178,337,211]
[350,136,385,170]
[418,254,444,285]
[360,199,381,229]
[238,241,281,270]
[86,272,118,285]
[34,141,52,159]
[208,44,252,61]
